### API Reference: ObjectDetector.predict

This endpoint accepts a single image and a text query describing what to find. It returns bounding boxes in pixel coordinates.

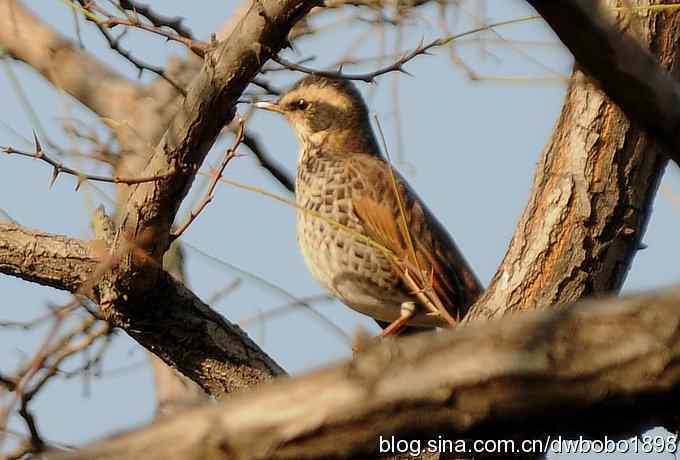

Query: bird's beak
[254,101,284,114]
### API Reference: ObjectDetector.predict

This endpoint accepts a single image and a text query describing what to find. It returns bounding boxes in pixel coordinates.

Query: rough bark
[0,0,313,396]
[152,242,209,416]
[0,223,99,292]
[0,223,284,395]
[467,1,672,320]
[100,0,319,295]
[92,0,318,398]
[526,0,680,167]
[44,285,680,460]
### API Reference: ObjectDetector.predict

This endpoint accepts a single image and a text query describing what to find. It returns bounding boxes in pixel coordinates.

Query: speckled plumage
[259,75,482,328]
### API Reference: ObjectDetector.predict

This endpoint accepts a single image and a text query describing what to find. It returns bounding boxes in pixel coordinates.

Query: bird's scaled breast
[295,154,407,321]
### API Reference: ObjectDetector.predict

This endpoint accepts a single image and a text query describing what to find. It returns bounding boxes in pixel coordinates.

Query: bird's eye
[294,99,309,110]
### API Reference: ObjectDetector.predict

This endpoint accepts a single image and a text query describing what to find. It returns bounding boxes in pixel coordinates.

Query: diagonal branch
[526,0,680,167]
[118,0,194,39]
[110,0,320,262]
[0,0,315,398]
[466,0,674,320]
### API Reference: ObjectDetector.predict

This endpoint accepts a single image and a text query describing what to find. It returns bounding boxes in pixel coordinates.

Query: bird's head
[255,75,379,155]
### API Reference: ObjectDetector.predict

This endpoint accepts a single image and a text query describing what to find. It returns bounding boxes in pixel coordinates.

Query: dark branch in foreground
[526,0,680,167]
[118,0,194,39]
[44,285,680,460]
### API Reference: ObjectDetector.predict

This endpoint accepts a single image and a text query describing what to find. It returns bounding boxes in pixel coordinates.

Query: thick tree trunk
[468,1,673,320]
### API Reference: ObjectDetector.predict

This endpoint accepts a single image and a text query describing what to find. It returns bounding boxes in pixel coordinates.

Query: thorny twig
[2,133,176,189]
[0,309,67,451]
[171,117,246,240]
[1,315,110,457]
[98,17,199,56]
[273,16,539,82]
[71,0,187,95]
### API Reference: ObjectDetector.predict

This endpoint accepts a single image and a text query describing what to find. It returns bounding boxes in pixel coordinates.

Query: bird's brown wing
[347,154,482,324]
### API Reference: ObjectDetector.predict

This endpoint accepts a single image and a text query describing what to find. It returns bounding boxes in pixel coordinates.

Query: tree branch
[109,0,319,263]
[0,0,313,398]
[44,285,680,460]
[526,0,680,167]
[0,223,285,395]
[89,6,321,391]
[466,1,674,320]
[0,0,145,127]
[0,223,98,292]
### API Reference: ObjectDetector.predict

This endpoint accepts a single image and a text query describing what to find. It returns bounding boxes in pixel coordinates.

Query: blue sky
[0,1,678,457]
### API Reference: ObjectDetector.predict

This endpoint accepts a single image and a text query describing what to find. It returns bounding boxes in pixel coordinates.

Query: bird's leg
[379,301,416,337]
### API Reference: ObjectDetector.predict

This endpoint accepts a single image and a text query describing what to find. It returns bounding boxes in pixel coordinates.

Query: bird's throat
[302,127,381,157]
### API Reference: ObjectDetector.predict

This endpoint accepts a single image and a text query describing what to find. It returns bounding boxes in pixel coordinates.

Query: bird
[255,75,481,335]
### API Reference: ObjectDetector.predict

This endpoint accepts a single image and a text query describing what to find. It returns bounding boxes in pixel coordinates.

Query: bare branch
[0,223,285,395]
[0,0,144,125]
[272,17,538,82]
[171,118,245,241]
[18,402,46,455]
[44,285,680,460]
[241,129,294,193]
[0,224,99,292]
[118,0,194,39]
[273,37,444,82]
[107,0,319,263]
[526,0,680,167]
[466,2,675,320]
[74,0,187,96]
[2,140,176,190]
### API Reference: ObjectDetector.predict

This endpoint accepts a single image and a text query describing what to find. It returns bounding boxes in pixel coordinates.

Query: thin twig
[100,17,198,53]
[250,78,283,95]
[18,401,45,454]
[185,242,353,346]
[118,0,194,39]
[205,279,242,306]
[0,312,66,446]
[2,133,176,189]
[0,304,79,330]
[273,16,539,82]
[239,294,335,327]
[71,0,187,95]
[375,114,456,326]
[171,117,246,240]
